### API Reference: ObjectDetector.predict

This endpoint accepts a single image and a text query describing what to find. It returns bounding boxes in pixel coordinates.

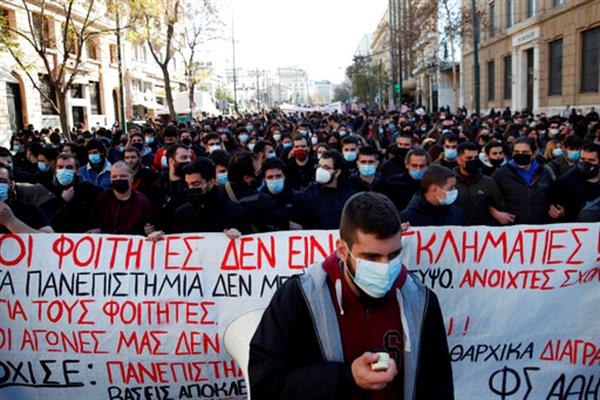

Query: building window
[553,0,564,6]
[487,61,495,101]
[581,27,600,93]
[548,39,563,95]
[109,44,118,64]
[32,13,53,48]
[86,40,97,60]
[89,81,102,114]
[506,0,513,28]
[526,0,535,18]
[489,2,496,37]
[71,84,84,99]
[38,74,57,115]
[503,55,512,99]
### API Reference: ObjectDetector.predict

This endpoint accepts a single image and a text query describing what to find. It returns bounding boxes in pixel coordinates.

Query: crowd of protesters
[1,104,599,237]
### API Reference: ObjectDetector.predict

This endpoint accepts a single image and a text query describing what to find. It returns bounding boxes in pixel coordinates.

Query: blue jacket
[292,181,357,229]
[79,160,112,190]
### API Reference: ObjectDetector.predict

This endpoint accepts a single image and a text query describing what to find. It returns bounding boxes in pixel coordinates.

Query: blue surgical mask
[266,178,285,195]
[444,148,458,160]
[161,155,168,169]
[246,125,254,132]
[339,130,348,137]
[358,164,377,177]
[266,151,276,159]
[439,188,458,206]
[282,142,292,149]
[89,153,102,165]
[145,137,154,144]
[38,161,49,172]
[56,168,75,186]
[273,134,281,142]
[549,128,559,136]
[217,172,229,186]
[552,148,564,158]
[343,151,357,162]
[378,128,384,134]
[567,150,581,162]
[0,182,9,202]
[345,242,402,298]
[239,133,249,143]
[217,172,229,185]
[248,143,256,152]
[409,168,426,180]
[118,145,125,152]
[12,144,22,153]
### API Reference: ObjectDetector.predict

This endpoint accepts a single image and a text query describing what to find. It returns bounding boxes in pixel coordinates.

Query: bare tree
[440,0,461,109]
[137,0,183,121]
[176,0,222,120]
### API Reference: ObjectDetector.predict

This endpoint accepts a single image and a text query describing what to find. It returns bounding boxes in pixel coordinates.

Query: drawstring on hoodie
[396,288,411,352]
[335,279,344,315]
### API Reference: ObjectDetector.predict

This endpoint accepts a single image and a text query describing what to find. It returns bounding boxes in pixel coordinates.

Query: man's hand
[61,187,75,202]
[146,230,164,242]
[549,204,566,219]
[224,228,241,240]
[0,201,16,227]
[489,206,516,225]
[144,223,156,236]
[351,352,397,391]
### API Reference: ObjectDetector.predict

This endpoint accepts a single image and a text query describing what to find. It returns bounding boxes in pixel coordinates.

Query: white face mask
[315,167,332,184]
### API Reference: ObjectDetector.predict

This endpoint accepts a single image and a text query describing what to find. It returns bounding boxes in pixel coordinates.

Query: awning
[0,68,18,84]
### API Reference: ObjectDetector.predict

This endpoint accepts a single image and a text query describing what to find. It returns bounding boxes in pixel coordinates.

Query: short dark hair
[292,134,308,145]
[209,149,230,168]
[512,136,537,153]
[421,165,456,192]
[57,152,80,168]
[484,140,504,155]
[581,142,600,158]
[253,140,272,154]
[124,146,141,157]
[86,139,106,154]
[40,146,59,161]
[163,125,179,138]
[0,147,12,158]
[262,157,287,175]
[342,136,360,146]
[442,133,459,145]
[321,150,345,171]
[0,161,13,181]
[228,151,257,183]
[182,157,215,180]
[563,134,582,149]
[457,141,479,155]
[340,192,401,249]
[202,132,220,144]
[358,146,378,158]
[165,144,187,161]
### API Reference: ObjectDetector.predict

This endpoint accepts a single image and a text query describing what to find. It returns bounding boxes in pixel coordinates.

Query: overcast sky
[207,0,388,83]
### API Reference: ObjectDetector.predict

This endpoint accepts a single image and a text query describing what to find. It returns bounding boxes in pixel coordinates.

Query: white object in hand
[370,352,390,371]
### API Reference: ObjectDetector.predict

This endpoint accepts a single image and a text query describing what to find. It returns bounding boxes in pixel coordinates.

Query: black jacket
[41,181,103,233]
[287,156,316,191]
[228,182,278,232]
[400,193,464,227]
[492,163,553,224]
[260,184,296,230]
[455,170,505,226]
[549,165,600,222]
[377,173,421,213]
[249,273,454,399]
[380,156,406,178]
[169,187,252,234]
[292,181,357,229]
[349,172,384,192]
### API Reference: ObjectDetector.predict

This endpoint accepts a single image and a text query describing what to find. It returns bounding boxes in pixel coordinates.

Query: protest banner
[0,223,598,399]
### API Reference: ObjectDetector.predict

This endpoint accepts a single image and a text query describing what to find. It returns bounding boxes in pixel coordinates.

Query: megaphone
[223,308,265,399]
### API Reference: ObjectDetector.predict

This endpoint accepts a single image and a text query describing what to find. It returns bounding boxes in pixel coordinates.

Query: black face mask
[132,143,144,152]
[181,139,192,146]
[513,154,532,166]
[578,162,600,179]
[394,147,409,163]
[465,159,481,174]
[111,179,130,194]
[175,162,190,177]
[490,158,504,168]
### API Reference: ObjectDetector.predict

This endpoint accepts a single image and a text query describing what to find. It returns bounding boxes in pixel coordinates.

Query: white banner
[0,224,598,399]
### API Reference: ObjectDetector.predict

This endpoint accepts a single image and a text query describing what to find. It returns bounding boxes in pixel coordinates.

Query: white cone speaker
[223,308,266,399]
